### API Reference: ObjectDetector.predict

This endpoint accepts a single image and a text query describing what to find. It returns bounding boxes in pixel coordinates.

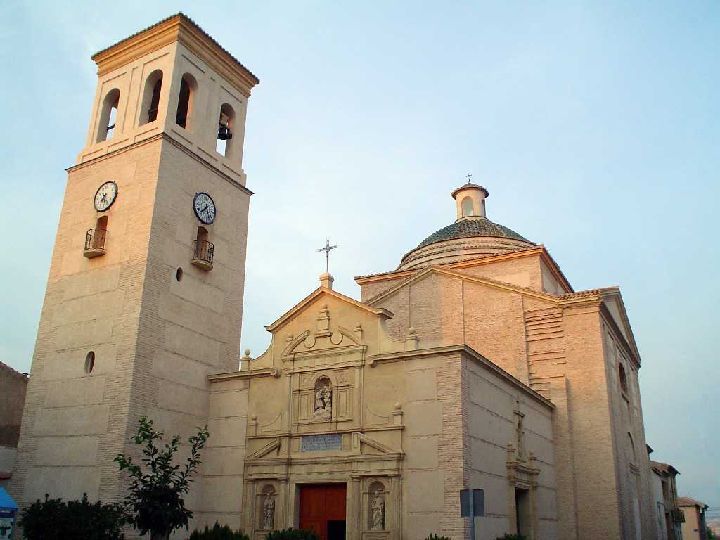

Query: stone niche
[360,477,398,540]
[293,370,354,424]
[252,480,281,540]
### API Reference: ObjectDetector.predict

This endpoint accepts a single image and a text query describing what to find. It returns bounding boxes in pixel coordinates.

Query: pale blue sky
[1,0,718,509]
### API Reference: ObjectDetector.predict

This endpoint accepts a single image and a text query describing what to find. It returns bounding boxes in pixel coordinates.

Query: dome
[415,217,530,249]
[398,183,534,270]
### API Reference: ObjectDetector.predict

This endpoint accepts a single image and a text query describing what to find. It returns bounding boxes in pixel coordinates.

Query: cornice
[208,367,279,382]
[92,13,259,97]
[355,246,567,287]
[68,133,253,196]
[599,301,641,367]
[369,345,554,408]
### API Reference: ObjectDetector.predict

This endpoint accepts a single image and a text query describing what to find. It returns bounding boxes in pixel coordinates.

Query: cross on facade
[317,239,338,273]
[466,172,473,184]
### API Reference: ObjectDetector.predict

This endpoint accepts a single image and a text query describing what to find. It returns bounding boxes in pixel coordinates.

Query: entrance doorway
[299,484,347,540]
[515,487,531,538]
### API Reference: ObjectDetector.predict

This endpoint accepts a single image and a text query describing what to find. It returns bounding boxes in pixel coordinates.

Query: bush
[189,522,249,540]
[19,493,126,540]
[265,529,320,540]
[426,535,451,540]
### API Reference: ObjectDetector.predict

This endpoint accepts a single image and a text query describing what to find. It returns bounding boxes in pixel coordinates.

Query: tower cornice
[92,13,259,97]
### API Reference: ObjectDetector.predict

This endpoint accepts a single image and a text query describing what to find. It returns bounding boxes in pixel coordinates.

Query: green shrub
[265,528,320,540]
[18,493,126,540]
[189,522,249,540]
[426,535,451,540]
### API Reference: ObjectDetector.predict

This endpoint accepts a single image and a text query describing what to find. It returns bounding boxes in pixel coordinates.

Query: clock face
[94,181,118,212]
[193,192,216,224]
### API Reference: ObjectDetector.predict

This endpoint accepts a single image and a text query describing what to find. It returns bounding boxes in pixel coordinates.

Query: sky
[1,0,718,510]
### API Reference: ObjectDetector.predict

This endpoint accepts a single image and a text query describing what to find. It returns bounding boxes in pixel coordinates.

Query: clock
[94,181,118,211]
[193,192,216,224]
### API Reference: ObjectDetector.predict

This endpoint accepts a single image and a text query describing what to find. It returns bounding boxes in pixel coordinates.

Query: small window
[461,196,474,217]
[84,351,95,374]
[627,432,636,464]
[175,73,197,129]
[175,267,183,281]
[140,70,163,125]
[216,103,235,157]
[619,363,628,394]
[96,89,120,142]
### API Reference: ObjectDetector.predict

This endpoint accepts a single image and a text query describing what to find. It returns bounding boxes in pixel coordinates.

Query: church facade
[11,14,656,540]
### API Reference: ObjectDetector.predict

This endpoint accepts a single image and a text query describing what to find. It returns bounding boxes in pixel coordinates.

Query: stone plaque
[301,433,342,452]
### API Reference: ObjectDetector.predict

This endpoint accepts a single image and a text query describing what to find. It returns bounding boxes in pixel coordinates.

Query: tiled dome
[398,183,534,270]
[415,217,530,250]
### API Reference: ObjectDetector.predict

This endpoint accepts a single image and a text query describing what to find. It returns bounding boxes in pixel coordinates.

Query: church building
[11,14,656,540]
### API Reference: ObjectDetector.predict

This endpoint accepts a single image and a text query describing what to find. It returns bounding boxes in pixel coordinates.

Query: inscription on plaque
[301,434,342,452]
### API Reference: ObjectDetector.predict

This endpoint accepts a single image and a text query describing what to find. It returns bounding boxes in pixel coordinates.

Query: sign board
[0,516,13,540]
[460,488,485,517]
[300,434,342,452]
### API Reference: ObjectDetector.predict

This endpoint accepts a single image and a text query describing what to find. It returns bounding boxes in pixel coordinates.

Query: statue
[262,493,275,530]
[370,488,385,530]
[313,380,332,420]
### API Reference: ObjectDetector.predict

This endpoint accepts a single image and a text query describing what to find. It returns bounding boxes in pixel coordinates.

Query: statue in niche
[313,378,332,421]
[370,487,385,530]
[262,492,275,530]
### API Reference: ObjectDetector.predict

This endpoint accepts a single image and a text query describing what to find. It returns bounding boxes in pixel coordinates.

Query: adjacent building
[0,362,28,489]
[650,460,683,540]
[678,497,709,540]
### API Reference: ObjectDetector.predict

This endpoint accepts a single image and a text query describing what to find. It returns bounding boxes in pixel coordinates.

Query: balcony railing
[83,228,107,258]
[192,239,214,270]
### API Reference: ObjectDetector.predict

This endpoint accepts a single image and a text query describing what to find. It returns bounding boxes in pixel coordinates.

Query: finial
[466,172,473,184]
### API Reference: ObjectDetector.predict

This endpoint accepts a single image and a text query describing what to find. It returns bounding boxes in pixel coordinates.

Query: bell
[218,123,233,141]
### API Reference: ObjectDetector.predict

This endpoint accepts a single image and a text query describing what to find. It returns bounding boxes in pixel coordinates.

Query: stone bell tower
[11,14,259,508]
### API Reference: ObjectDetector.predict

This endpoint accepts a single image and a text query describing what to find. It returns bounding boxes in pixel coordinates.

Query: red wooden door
[299,484,347,540]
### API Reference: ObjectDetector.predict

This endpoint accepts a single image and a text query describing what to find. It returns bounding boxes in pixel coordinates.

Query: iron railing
[193,239,214,265]
[85,228,107,251]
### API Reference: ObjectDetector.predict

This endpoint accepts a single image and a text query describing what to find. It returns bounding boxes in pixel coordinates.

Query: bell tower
[11,13,259,508]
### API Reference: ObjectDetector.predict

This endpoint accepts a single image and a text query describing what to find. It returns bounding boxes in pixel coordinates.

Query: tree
[115,416,209,540]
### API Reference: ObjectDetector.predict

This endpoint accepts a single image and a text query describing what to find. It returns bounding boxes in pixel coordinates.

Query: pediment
[265,287,394,360]
[600,291,641,362]
[266,287,392,334]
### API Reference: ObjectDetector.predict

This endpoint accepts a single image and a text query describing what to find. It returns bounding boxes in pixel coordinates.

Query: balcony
[83,228,107,258]
[192,239,214,271]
